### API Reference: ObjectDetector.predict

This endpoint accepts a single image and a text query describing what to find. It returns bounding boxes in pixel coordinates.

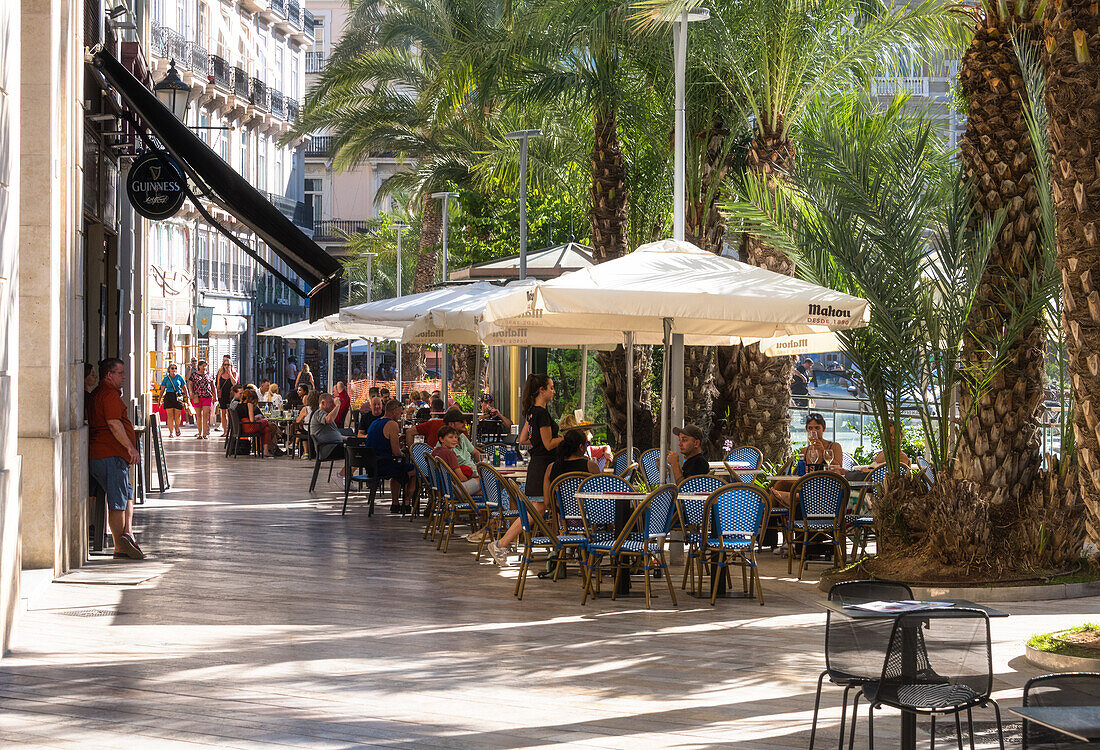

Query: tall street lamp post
[430,192,459,402]
[504,130,542,395]
[392,221,408,396]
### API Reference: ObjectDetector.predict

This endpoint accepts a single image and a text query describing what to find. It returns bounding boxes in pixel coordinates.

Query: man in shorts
[88,358,145,559]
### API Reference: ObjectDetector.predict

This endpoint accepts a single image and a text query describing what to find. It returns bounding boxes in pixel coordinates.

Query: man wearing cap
[478,393,512,438]
[668,424,710,481]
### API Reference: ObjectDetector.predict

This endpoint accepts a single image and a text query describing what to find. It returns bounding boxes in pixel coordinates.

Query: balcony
[269,88,285,118]
[151,21,168,58]
[209,54,232,89]
[286,98,300,122]
[314,220,372,242]
[233,66,250,99]
[270,0,285,16]
[305,51,325,73]
[303,9,315,38]
[874,76,930,98]
[187,41,209,76]
[266,191,313,231]
[288,0,301,27]
[304,135,332,158]
[250,77,268,109]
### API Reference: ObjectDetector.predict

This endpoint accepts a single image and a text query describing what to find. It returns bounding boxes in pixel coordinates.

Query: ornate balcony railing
[314,220,372,241]
[209,54,231,89]
[269,88,285,118]
[288,0,301,27]
[304,135,332,157]
[250,77,268,109]
[305,51,325,73]
[303,9,315,37]
[286,98,300,122]
[271,0,286,16]
[233,66,250,99]
[874,76,930,98]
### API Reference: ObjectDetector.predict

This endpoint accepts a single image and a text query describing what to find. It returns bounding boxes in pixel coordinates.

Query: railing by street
[314,220,372,241]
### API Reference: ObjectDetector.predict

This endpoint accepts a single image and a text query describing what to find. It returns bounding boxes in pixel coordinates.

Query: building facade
[146,0,313,387]
[302,0,402,262]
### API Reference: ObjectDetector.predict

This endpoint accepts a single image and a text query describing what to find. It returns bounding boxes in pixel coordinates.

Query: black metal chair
[308,436,345,492]
[851,608,1004,750]
[342,438,382,516]
[809,580,915,750]
[1022,672,1100,749]
[225,408,260,458]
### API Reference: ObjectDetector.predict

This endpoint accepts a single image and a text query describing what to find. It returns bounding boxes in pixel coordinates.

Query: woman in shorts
[188,359,216,440]
[159,364,189,437]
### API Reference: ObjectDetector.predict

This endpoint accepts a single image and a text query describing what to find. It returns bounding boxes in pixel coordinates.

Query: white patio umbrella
[759,331,845,358]
[260,317,403,392]
[481,239,870,477]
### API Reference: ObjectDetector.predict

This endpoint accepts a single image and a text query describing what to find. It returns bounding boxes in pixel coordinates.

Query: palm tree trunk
[1044,0,1100,541]
[589,105,655,448]
[402,196,443,381]
[715,134,796,463]
[682,116,728,452]
[956,8,1046,505]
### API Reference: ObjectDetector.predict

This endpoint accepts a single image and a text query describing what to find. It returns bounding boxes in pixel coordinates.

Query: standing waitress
[487,374,563,566]
[215,355,238,435]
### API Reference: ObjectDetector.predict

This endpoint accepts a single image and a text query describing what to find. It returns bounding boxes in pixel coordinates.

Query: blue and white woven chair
[849,464,907,559]
[676,475,727,595]
[432,456,487,555]
[422,449,447,542]
[700,483,769,605]
[723,446,763,483]
[575,474,635,599]
[479,442,510,464]
[612,447,640,482]
[478,462,518,546]
[789,472,851,579]
[639,449,662,485]
[550,472,591,537]
[582,484,679,608]
[410,442,435,532]
[842,453,857,472]
[507,479,588,600]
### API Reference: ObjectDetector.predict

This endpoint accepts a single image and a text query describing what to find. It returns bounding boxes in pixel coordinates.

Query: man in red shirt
[88,358,145,560]
[404,398,447,446]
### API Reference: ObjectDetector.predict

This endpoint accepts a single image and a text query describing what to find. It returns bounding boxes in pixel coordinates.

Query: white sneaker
[773,544,788,556]
[466,528,490,543]
[487,541,509,567]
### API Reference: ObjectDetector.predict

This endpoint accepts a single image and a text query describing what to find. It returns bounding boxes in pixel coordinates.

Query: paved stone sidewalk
[0,428,1093,748]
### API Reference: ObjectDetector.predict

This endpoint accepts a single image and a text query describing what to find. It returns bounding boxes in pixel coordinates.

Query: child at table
[432,426,481,496]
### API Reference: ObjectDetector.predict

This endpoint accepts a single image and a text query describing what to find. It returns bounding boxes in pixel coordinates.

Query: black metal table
[1010,706,1100,743]
[820,597,1009,750]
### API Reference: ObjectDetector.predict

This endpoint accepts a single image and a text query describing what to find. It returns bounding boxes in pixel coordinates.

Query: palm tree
[288,0,511,379]
[955,1,1049,506]
[640,0,955,461]
[1043,0,1100,539]
[508,0,670,448]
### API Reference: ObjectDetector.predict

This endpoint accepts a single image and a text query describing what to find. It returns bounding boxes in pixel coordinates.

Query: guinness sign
[127,151,186,220]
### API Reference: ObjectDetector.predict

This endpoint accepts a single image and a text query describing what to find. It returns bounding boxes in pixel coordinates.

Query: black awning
[91,48,341,320]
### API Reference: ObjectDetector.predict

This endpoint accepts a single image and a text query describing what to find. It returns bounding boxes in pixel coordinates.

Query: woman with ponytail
[542,429,600,501]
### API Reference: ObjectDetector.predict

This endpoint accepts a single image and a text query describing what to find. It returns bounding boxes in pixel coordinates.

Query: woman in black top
[543,429,601,500]
[517,374,563,499]
[486,374,565,567]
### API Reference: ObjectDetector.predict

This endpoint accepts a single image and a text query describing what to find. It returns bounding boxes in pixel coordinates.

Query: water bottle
[505,448,517,467]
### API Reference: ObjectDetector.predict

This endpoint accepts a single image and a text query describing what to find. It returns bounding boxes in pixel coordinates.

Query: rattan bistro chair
[1022,672,1100,749]
[808,580,915,750]
[723,446,763,483]
[549,472,591,537]
[581,484,679,608]
[675,475,726,595]
[477,462,519,546]
[789,471,851,579]
[699,483,769,606]
[432,456,488,556]
[850,608,1005,750]
[509,480,589,600]
[638,449,662,485]
[410,442,434,525]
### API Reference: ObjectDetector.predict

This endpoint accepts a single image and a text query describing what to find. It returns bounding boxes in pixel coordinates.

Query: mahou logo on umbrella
[806,303,853,326]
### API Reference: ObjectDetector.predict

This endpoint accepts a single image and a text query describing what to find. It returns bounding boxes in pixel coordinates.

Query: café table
[1009,706,1100,743]
[820,597,1009,750]
[709,462,767,476]
[575,490,646,596]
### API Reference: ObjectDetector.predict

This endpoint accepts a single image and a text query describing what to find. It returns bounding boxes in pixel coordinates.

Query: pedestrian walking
[188,359,216,439]
[159,363,189,437]
[215,355,238,434]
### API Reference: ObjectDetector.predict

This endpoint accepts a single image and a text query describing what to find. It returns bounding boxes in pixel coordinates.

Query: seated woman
[266,383,284,408]
[292,389,317,457]
[543,429,601,530]
[432,426,481,496]
[237,389,282,457]
[770,412,844,510]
